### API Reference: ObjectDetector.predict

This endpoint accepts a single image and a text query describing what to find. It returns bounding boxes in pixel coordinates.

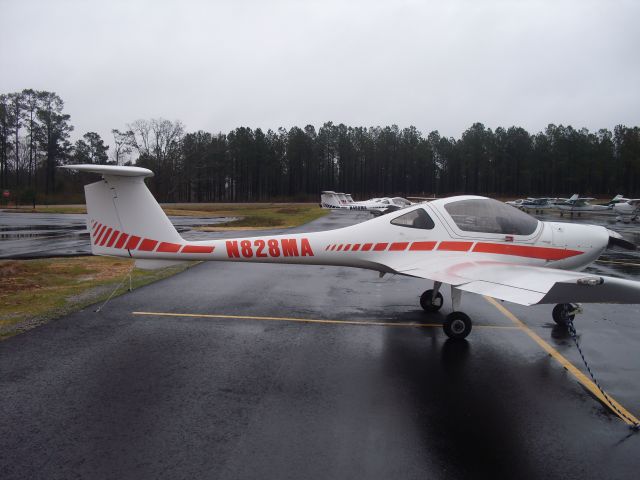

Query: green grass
[0,257,194,339]
[162,203,328,228]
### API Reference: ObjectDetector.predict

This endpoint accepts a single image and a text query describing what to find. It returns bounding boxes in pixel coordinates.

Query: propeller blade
[607,229,637,250]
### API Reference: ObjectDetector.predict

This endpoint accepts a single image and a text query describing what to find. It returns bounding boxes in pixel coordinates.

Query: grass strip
[0,257,194,340]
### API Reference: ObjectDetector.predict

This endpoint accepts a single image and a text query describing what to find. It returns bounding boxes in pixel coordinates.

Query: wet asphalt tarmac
[1,211,640,479]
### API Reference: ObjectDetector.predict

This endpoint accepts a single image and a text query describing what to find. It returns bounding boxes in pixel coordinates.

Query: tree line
[2,89,640,203]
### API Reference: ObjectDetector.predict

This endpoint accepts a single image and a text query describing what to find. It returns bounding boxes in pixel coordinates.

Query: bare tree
[124,118,184,199]
[111,129,132,165]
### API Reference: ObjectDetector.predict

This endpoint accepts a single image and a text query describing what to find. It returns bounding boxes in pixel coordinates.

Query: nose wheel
[443,312,472,340]
[552,303,581,326]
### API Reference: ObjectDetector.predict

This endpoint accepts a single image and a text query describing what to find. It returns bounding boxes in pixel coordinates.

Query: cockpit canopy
[443,198,539,236]
[390,197,412,207]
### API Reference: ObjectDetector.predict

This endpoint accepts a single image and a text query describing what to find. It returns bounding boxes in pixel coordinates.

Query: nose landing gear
[552,303,582,326]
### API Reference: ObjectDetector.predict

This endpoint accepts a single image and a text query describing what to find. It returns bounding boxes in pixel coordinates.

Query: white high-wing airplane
[557,194,611,212]
[506,198,552,210]
[64,165,640,340]
[614,199,640,221]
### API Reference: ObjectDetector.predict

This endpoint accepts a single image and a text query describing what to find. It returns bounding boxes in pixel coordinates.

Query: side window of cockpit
[390,208,435,229]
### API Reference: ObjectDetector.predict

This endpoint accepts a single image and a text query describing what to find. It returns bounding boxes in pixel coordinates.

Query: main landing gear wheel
[443,312,472,340]
[552,303,576,326]
[420,289,444,312]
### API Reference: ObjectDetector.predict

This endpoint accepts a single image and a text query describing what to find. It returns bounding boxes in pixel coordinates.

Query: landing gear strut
[552,303,581,326]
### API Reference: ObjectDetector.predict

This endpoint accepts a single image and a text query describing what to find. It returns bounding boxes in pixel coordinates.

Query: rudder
[62,165,183,257]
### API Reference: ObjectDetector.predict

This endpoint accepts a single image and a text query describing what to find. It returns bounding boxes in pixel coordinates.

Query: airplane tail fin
[568,193,579,202]
[320,191,342,209]
[61,165,183,257]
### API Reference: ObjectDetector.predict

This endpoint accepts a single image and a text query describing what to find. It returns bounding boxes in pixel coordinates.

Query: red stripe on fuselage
[472,242,583,260]
[389,242,409,251]
[182,245,214,254]
[410,241,436,251]
[157,242,182,253]
[438,241,473,252]
[373,243,388,251]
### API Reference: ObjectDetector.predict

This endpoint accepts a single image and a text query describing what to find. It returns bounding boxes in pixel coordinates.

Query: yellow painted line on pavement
[484,296,639,427]
[132,311,518,330]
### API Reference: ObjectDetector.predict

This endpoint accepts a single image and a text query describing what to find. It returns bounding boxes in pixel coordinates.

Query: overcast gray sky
[1,0,639,151]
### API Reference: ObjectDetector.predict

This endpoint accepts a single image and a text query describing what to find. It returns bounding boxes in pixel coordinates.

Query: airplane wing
[388,257,640,306]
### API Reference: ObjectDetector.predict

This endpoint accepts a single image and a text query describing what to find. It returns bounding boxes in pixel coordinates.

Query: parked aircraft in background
[557,194,611,212]
[320,191,412,215]
[607,194,628,207]
[614,199,640,222]
[506,198,552,210]
[63,164,639,341]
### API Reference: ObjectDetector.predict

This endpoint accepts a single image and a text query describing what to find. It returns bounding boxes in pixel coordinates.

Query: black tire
[420,289,444,312]
[443,312,472,340]
[552,303,575,326]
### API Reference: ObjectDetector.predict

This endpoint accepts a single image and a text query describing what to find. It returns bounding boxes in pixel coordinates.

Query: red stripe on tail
[125,236,141,250]
[99,228,113,246]
[94,225,107,244]
[106,230,120,248]
[115,233,129,249]
[137,239,158,251]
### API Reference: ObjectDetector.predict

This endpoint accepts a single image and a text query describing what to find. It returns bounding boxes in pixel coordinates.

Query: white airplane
[506,198,552,210]
[614,199,640,222]
[320,191,406,215]
[557,194,611,212]
[63,164,640,340]
[607,194,628,207]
